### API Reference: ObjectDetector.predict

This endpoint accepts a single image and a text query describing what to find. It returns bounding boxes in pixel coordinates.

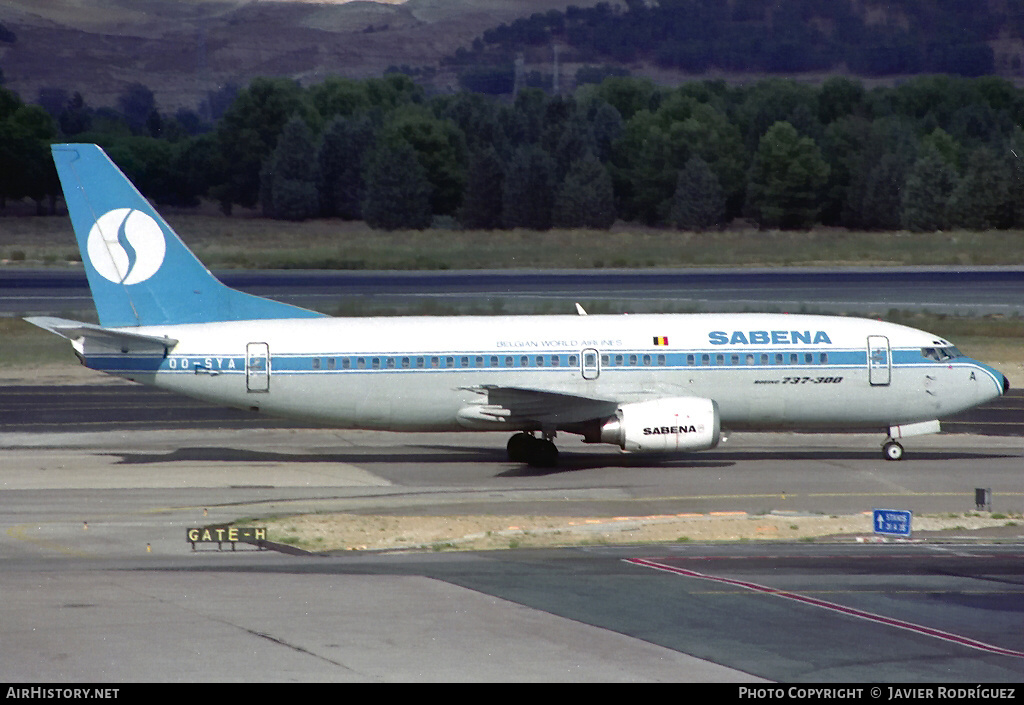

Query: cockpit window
[921,346,962,361]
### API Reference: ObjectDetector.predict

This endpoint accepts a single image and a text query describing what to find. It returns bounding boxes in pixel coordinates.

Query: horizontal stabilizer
[25,316,177,353]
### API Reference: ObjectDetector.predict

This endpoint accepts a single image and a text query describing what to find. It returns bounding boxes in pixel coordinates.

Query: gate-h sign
[188,526,267,550]
[873,509,912,537]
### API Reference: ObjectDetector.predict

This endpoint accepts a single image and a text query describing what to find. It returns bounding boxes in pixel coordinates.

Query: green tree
[920,128,961,171]
[859,154,907,231]
[587,75,657,121]
[438,91,511,158]
[670,157,725,231]
[105,137,186,207]
[260,116,320,221]
[58,91,92,136]
[840,116,918,229]
[117,82,157,135]
[553,153,615,229]
[502,145,555,230]
[308,76,370,121]
[317,114,375,219]
[818,76,865,125]
[672,103,747,219]
[820,115,870,226]
[949,147,1013,230]
[735,79,819,152]
[211,78,319,213]
[379,105,466,216]
[900,145,959,232]
[0,96,58,211]
[459,146,505,229]
[1008,127,1024,227]
[745,121,830,229]
[363,139,432,230]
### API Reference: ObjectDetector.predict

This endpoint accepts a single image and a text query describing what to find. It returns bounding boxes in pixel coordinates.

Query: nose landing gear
[507,432,559,468]
[883,439,904,461]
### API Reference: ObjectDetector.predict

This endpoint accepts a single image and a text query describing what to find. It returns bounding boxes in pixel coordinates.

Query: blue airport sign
[873,509,912,537]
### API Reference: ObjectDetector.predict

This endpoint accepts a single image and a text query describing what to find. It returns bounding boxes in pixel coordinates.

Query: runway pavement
[2,390,1024,682]
[5,266,1024,317]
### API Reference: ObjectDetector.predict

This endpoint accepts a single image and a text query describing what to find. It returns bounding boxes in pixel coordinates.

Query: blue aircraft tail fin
[51,143,325,327]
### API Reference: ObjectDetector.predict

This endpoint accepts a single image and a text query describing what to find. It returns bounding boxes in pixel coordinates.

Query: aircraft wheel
[507,432,534,463]
[883,440,904,461]
[526,439,559,468]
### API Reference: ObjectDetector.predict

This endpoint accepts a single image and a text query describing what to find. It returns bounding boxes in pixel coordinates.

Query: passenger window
[506,356,514,367]
[569,355,578,366]
[819,353,828,364]
[520,356,529,367]
[372,357,381,369]
[446,357,454,368]
[775,353,784,365]
[476,356,484,367]
[657,354,666,366]
[715,354,724,365]
[430,356,439,368]
[342,358,351,370]
[629,354,638,366]
[687,354,695,366]
[804,353,813,364]
[328,358,336,370]
[357,357,366,370]
[312,358,321,370]
[536,356,545,367]
[702,354,711,365]
[615,354,624,366]
[760,353,769,365]
[461,356,469,367]
[417,357,425,368]
[746,354,755,365]
[731,354,740,365]
[643,354,651,366]
[552,355,561,367]
[790,353,798,364]
[401,357,410,369]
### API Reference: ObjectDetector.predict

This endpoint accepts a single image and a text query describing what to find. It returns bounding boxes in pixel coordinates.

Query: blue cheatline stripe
[87,346,993,381]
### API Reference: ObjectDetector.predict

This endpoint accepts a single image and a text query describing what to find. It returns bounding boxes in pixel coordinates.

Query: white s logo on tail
[87,208,166,285]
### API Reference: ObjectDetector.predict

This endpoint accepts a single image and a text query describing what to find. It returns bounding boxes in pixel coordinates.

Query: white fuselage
[81,312,1004,435]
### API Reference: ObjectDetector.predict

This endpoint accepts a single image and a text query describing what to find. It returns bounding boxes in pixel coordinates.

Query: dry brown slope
[0,0,608,110]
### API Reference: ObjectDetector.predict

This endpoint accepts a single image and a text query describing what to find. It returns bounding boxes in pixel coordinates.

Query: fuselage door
[581,348,600,380]
[246,342,270,393]
[867,335,891,386]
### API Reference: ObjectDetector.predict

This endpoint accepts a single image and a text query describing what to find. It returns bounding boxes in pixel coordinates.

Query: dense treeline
[2,72,1024,233]
[447,0,1022,83]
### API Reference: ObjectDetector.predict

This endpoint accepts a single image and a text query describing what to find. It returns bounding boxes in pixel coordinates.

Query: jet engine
[593,397,721,452]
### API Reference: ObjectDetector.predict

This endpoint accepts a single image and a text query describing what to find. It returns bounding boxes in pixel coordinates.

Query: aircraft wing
[457,384,620,428]
[25,316,178,354]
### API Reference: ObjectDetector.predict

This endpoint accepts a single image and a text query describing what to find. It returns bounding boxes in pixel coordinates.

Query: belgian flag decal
[653,336,669,346]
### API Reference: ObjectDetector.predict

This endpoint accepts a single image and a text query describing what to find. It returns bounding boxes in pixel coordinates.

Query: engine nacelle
[598,397,721,453]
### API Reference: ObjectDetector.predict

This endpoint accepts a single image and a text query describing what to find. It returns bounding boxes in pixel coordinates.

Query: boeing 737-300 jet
[27,144,1008,467]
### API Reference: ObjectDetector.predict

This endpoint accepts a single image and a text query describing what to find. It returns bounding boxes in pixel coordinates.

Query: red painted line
[626,558,1024,659]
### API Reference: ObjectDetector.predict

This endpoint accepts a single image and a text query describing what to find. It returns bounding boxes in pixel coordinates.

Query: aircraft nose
[1004,374,1011,394]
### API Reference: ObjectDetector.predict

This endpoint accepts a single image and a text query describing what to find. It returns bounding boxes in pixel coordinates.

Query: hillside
[0,0,604,111]
[3,0,1022,116]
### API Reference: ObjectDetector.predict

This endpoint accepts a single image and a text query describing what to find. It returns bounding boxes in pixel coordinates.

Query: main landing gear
[507,432,559,468]
[883,439,904,461]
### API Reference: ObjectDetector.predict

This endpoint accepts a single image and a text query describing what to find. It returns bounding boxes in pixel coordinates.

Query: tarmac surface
[5,266,1024,317]
[2,384,1024,682]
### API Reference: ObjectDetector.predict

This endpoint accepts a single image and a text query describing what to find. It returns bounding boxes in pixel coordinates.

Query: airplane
[27,144,1008,467]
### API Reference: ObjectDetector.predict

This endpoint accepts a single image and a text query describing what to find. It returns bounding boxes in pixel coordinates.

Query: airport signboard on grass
[873,509,912,537]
